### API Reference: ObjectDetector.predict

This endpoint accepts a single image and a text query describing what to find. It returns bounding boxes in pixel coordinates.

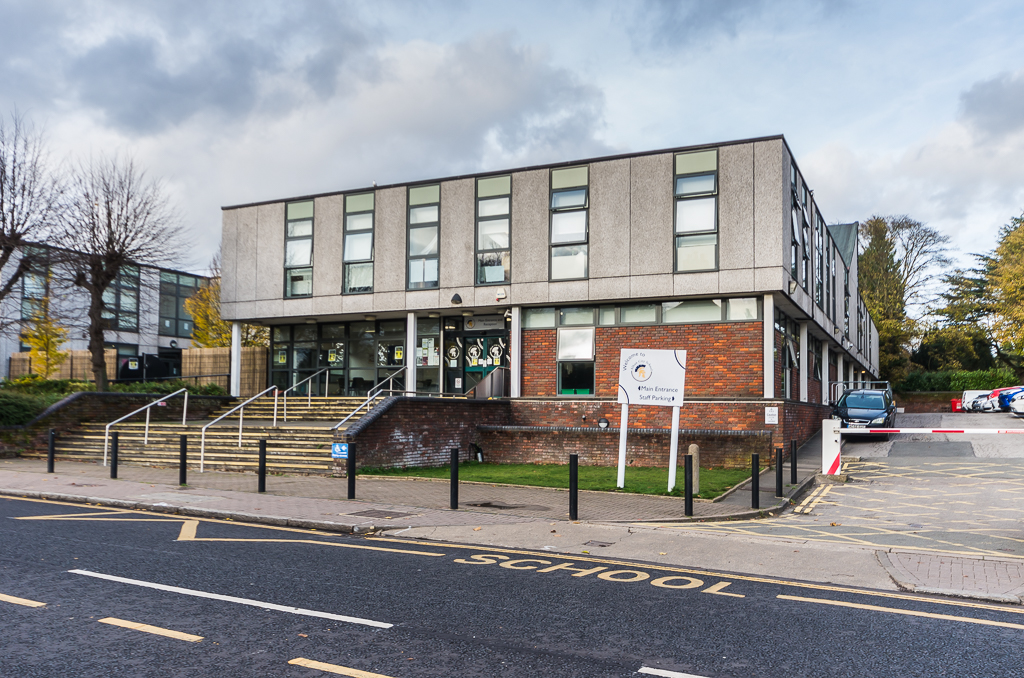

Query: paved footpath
[2,432,1022,606]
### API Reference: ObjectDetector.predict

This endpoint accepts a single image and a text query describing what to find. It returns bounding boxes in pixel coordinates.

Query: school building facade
[219,135,878,461]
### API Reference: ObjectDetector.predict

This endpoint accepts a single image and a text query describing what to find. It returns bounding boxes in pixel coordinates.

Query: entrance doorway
[443,315,509,394]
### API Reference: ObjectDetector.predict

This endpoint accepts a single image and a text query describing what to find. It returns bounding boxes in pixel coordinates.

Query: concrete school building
[219,134,878,464]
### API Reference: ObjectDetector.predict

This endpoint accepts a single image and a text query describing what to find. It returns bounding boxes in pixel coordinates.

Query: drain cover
[67,483,102,487]
[347,510,415,519]
[583,540,614,547]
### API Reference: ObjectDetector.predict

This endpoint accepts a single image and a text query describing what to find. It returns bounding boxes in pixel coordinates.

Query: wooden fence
[10,350,117,381]
[182,346,266,397]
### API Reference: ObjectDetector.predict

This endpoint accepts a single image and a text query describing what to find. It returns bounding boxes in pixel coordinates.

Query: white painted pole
[822,418,841,474]
[229,322,242,397]
[667,405,680,492]
[616,404,629,488]
[510,306,522,398]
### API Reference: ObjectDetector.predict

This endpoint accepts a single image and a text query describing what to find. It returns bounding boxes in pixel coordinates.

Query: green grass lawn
[362,462,751,499]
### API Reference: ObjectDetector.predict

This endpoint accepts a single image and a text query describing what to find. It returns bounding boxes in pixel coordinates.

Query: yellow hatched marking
[0,592,46,607]
[793,486,825,513]
[288,657,395,677]
[777,595,1024,630]
[98,617,203,642]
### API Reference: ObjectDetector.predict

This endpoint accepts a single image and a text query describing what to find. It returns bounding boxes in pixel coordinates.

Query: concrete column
[799,322,808,403]
[406,312,416,395]
[836,351,844,399]
[229,322,241,397]
[510,306,522,398]
[763,294,774,399]
[822,342,830,403]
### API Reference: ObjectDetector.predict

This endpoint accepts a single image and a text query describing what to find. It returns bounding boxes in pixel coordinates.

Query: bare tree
[51,156,181,390]
[0,111,62,328]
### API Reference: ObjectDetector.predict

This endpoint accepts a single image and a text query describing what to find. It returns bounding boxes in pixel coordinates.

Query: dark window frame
[475,175,512,286]
[548,166,589,282]
[343,193,375,295]
[673,149,719,273]
[283,200,314,299]
[407,184,441,291]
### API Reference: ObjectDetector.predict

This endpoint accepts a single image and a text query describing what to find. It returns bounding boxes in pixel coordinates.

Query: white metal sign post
[617,349,687,491]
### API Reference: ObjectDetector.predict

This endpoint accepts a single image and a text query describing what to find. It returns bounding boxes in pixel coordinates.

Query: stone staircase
[25,396,374,474]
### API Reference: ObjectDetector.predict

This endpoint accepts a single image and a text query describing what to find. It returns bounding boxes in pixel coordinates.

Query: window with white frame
[556,326,595,395]
[343,193,374,294]
[476,175,511,285]
[284,200,314,298]
[408,184,440,290]
[674,149,718,272]
[549,166,589,280]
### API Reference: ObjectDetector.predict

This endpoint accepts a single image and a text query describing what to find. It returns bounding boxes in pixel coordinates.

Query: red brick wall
[523,322,763,399]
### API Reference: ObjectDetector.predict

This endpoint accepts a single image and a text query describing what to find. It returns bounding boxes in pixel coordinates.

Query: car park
[980,386,1023,412]
[831,388,897,435]
[1010,392,1024,417]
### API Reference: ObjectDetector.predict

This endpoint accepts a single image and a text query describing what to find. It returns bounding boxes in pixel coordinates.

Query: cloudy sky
[2,0,1022,274]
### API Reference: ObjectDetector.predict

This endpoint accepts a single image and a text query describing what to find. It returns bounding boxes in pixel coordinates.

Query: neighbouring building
[0,243,207,379]
[219,135,879,461]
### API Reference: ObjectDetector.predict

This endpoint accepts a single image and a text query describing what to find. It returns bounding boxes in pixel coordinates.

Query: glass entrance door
[462,336,508,393]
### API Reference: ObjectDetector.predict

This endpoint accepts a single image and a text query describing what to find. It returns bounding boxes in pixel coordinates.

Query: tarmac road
[2,496,1023,678]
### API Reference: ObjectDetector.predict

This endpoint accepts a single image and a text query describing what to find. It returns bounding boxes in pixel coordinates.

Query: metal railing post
[179,435,187,486]
[110,432,119,479]
[569,454,578,520]
[47,429,55,474]
[258,439,267,493]
[273,389,278,427]
[182,391,189,426]
[449,447,459,510]
[751,453,760,510]
[144,407,151,445]
[347,444,356,499]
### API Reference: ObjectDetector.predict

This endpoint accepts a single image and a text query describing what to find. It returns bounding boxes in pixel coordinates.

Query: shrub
[0,391,64,426]
[949,368,1018,391]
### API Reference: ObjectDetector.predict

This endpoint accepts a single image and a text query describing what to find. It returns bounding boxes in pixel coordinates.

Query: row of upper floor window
[282,149,724,298]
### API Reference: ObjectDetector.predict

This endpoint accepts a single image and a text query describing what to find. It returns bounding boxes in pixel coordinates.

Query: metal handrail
[200,385,279,472]
[332,366,407,431]
[282,368,330,421]
[466,366,510,399]
[103,388,189,466]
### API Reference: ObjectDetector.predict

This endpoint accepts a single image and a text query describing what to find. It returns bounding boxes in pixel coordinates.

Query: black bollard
[751,453,760,509]
[179,435,188,486]
[776,447,784,497]
[47,429,55,474]
[790,439,798,485]
[569,454,579,521]
[347,445,356,500]
[684,453,693,517]
[110,432,119,479]
[258,439,267,493]
[450,448,459,510]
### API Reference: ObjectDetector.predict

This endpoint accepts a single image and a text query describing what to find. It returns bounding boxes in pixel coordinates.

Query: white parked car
[1010,391,1024,417]
[961,390,991,412]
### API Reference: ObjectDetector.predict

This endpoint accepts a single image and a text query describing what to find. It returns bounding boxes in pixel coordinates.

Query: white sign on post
[616,349,687,491]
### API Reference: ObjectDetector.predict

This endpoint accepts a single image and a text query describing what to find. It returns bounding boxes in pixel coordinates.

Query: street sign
[331,443,349,459]
[616,349,687,406]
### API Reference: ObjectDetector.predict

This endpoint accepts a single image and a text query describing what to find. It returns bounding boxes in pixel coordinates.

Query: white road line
[68,569,392,629]
[638,667,710,678]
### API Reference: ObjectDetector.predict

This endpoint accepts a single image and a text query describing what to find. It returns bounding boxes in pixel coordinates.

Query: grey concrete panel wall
[407,289,440,310]
[313,194,345,297]
[588,158,631,279]
[548,279,589,304]
[220,208,238,304]
[718,144,755,271]
[341,293,373,315]
[753,140,785,269]
[445,285,475,312]
[630,273,673,298]
[629,153,673,276]
[673,271,718,296]
[440,178,475,289]
[589,276,630,301]
[255,203,285,302]
[233,206,259,304]
[473,287,507,307]
[511,169,550,283]
[374,187,406,293]
[510,281,548,305]
[719,268,754,294]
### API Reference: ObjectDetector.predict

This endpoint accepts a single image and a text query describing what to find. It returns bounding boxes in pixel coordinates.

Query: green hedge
[0,391,65,426]
[0,375,227,397]
[896,368,1018,392]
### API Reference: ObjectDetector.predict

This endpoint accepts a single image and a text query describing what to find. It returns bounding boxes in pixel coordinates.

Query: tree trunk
[87,288,108,391]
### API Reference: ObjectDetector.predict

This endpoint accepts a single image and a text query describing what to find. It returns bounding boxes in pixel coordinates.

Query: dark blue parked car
[997,387,1024,411]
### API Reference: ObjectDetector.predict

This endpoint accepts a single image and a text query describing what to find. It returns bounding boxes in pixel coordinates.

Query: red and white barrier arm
[841,428,1024,434]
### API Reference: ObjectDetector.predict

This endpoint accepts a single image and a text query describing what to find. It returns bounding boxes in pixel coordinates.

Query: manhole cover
[347,510,415,519]
[466,501,552,511]
[583,540,614,547]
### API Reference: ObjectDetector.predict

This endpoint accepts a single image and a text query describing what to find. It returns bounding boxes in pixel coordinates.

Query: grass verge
[362,462,751,499]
